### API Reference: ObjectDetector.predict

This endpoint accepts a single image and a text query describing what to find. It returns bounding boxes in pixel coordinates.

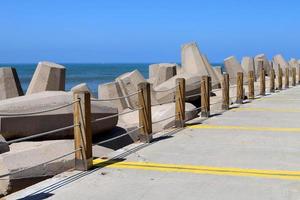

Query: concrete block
[26,62,66,95]
[241,57,255,76]
[224,56,246,84]
[0,91,118,141]
[213,66,223,86]
[273,54,289,75]
[119,102,198,133]
[254,54,271,76]
[0,67,23,100]
[149,63,177,87]
[0,140,74,196]
[71,83,94,98]
[0,135,9,154]
[181,42,220,87]
[289,58,299,69]
[98,81,128,112]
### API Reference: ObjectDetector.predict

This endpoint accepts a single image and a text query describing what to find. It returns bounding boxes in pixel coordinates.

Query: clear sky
[0,0,299,63]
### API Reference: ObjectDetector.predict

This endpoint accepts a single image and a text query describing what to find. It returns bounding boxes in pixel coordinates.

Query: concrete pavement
[6,86,300,200]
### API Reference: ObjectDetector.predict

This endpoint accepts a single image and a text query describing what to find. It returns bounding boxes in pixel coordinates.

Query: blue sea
[0,63,221,96]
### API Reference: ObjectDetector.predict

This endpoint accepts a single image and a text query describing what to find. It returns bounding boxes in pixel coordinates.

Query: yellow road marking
[188,124,300,132]
[232,107,300,113]
[257,98,300,102]
[93,159,300,181]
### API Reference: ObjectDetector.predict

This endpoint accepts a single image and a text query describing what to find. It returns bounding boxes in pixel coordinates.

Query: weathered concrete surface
[148,63,177,87]
[26,62,66,95]
[7,85,300,200]
[254,54,271,76]
[273,54,289,75]
[181,42,220,87]
[0,91,118,140]
[0,135,9,154]
[224,56,246,84]
[289,58,299,69]
[0,67,23,100]
[71,83,94,98]
[119,103,198,133]
[213,66,223,83]
[241,57,255,76]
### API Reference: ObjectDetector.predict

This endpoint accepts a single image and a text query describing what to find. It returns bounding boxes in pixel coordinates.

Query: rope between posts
[152,114,178,124]
[92,91,140,102]
[91,108,142,123]
[153,85,178,93]
[186,93,201,99]
[151,99,175,106]
[0,100,79,117]
[0,148,82,180]
[7,124,80,144]
[93,126,143,146]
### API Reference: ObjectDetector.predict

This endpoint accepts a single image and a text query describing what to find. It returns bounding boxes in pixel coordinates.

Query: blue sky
[0,0,299,63]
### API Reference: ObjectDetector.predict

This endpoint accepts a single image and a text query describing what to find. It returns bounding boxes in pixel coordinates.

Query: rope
[91,108,142,123]
[186,93,201,98]
[0,148,82,180]
[7,124,80,144]
[151,99,175,106]
[0,100,79,117]
[153,85,178,93]
[92,91,140,102]
[152,114,177,124]
[93,126,143,146]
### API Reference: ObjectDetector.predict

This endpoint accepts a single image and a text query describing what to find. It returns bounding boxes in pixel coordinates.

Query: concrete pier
[6,85,300,199]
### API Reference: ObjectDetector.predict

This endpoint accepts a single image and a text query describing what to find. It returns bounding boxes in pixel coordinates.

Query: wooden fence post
[298,66,300,84]
[236,72,244,104]
[138,82,153,143]
[278,66,282,90]
[292,67,296,86]
[270,68,275,93]
[260,68,265,96]
[285,68,289,89]
[73,91,93,171]
[248,70,255,99]
[175,78,185,128]
[222,73,229,110]
[201,76,211,117]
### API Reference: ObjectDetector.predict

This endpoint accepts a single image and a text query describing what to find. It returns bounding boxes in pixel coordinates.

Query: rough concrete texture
[26,62,66,95]
[116,70,146,109]
[119,102,198,133]
[213,66,223,83]
[241,57,255,77]
[0,67,23,100]
[0,135,9,154]
[181,43,220,87]
[224,56,246,84]
[149,63,177,87]
[8,86,300,200]
[71,83,94,98]
[98,81,128,112]
[289,58,299,69]
[0,91,118,140]
[273,54,289,75]
[254,54,271,76]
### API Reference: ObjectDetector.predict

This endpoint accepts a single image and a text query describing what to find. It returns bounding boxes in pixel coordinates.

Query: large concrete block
[119,102,198,133]
[289,58,299,69]
[273,54,289,75]
[224,56,246,84]
[0,91,118,141]
[241,57,255,75]
[0,67,23,100]
[26,61,66,95]
[213,66,223,86]
[116,70,146,109]
[149,63,177,87]
[0,135,9,154]
[71,83,94,98]
[98,81,128,112]
[181,42,220,87]
[0,140,74,196]
[254,54,271,76]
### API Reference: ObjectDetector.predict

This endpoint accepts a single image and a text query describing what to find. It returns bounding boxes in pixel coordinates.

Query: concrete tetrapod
[224,56,246,84]
[148,63,177,87]
[273,54,289,76]
[0,91,118,141]
[241,57,255,78]
[254,54,271,76]
[26,61,66,95]
[0,67,23,100]
[0,135,9,154]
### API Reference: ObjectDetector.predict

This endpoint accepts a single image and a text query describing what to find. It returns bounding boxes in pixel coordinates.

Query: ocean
[0,63,222,96]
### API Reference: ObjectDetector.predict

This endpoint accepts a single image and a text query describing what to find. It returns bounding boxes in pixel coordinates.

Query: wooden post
[278,66,282,90]
[222,73,229,110]
[285,67,289,89]
[175,78,185,128]
[236,72,244,104]
[248,71,255,99]
[138,82,152,143]
[292,67,296,86]
[270,68,275,93]
[298,66,300,84]
[73,91,93,171]
[201,76,211,117]
[259,68,265,96]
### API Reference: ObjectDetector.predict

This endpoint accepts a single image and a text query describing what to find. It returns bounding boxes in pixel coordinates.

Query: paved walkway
[7,86,300,200]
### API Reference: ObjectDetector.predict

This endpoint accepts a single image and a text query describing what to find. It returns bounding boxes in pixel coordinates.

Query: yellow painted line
[188,124,300,133]
[257,98,300,102]
[93,159,300,181]
[232,107,300,113]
